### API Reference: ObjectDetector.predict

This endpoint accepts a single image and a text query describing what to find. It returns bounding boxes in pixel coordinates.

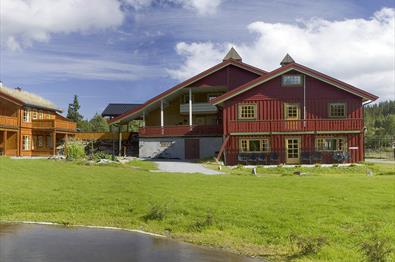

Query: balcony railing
[228,119,363,133]
[32,119,76,131]
[139,125,223,137]
[180,103,217,114]
[0,116,18,128]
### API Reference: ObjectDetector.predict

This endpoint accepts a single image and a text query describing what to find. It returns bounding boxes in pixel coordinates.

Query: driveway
[153,160,222,175]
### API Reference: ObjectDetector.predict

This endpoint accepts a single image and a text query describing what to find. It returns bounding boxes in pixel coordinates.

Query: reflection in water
[0,223,261,262]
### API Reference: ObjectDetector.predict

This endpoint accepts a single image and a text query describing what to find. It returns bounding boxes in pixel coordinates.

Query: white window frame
[240,138,270,153]
[22,135,31,151]
[316,137,346,151]
[329,103,347,118]
[23,109,31,122]
[282,75,303,87]
[238,104,257,120]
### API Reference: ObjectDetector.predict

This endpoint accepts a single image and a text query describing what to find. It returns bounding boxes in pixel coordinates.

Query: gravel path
[154,160,222,175]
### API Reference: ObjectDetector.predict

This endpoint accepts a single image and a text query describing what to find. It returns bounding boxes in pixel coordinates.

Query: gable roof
[102,103,142,118]
[109,59,267,125]
[0,85,62,112]
[210,62,378,105]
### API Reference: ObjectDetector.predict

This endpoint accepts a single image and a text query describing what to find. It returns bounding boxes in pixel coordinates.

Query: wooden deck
[0,116,18,128]
[32,119,77,131]
[139,125,223,137]
[228,119,363,133]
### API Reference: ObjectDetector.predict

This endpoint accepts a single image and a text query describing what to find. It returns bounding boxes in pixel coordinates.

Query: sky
[1,0,394,118]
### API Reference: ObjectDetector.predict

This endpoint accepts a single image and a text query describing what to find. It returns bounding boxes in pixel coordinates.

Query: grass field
[0,157,394,261]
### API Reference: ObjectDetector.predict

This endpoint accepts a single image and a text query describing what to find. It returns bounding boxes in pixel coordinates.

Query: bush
[360,234,393,262]
[290,234,327,256]
[92,151,112,161]
[65,140,86,160]
[188,211,214,232]
[143,203,168,222]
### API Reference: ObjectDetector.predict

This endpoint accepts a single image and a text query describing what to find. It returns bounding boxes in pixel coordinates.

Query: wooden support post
[189,88,193,127]
[160,100,164,135]
[142,111,145,127]
[3,131,7,156]
[118,127,122,157]
[52,132,56,156]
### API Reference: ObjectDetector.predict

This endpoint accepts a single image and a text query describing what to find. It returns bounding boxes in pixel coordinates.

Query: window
[38,111,44,119]
[46,113,51,119]
[316,138,345,151]
[282,75,303,86]
[37,136,44,147]
[23,110,31,122]
[285,103,300,120]
[238,104,257,120]
[240,139,270,152]
[32,110,38,120]
[22,136,31,150]
[329,103,346,118]
[47,135,52,148]
[181,94,193,104]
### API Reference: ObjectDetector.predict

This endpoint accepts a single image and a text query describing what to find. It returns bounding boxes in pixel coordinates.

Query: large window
[329,103,346,118]
[23,110,31,122]
[32,110,38,120]
[22,135,31,151]
[316,138,345,151]
[240,139,270,152]
[284,103,300,120]
[38,111,44,119]
[282,75,303,86]
[238,104,257,120]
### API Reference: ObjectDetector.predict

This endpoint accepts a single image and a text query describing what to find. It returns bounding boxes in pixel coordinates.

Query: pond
[0,223,261,262]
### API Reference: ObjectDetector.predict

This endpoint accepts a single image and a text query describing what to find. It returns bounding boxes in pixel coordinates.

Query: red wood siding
[190,65,261,90]
[225,133,364,165]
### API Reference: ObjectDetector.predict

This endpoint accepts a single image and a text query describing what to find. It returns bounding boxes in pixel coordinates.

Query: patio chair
[312,152,322,163]
[257,154,266,165]
[301,152,311,164]
[269,152,279,165]
[237,154,248,165]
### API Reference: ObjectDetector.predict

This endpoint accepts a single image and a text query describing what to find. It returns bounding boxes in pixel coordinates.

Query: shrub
[290,234,327,256]
[65,140,86,160]
[143,203,168,222]
[188,211,214,232]
[360,234,393,262]
[92,151,112,161]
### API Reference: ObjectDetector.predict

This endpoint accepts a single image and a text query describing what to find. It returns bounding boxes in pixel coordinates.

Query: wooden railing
[139,125,223,137]
[0,116,18,128]
[32,119,76,131]
[228,119,363,133]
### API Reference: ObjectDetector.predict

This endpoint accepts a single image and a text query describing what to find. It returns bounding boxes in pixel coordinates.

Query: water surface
[0,223,261,262]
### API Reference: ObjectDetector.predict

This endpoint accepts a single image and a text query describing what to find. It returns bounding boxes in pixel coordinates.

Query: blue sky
[1,0,394,118]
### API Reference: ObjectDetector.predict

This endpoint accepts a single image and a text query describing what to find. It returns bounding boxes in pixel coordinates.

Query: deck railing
[0,116,18,128]
[32,119,76,131]
[139,125,223,137]
[228,119,363,133]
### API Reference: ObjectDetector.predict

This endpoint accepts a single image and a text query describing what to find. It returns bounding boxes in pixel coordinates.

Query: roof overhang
[109,59,267,125]
[211,63,378,105]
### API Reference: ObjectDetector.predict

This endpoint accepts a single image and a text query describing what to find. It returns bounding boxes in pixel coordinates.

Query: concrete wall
[139,136,223,160]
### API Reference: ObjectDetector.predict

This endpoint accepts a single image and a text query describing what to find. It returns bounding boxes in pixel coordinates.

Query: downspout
[303,75,306,128]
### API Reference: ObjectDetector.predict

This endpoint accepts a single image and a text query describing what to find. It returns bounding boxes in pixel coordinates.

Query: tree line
[364,100,395,149]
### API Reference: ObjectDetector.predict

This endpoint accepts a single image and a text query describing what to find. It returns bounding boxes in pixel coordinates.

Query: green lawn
[0,157,394,261]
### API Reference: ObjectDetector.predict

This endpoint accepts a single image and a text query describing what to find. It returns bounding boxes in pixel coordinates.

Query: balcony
[180,103,217,114]
[228,119,363,134]
[139,125,223,137]
[0,116,18,128]
[32,119,76,132]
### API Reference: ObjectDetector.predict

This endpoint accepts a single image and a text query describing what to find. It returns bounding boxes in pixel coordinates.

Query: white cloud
[1,0,124,50]
[123,0,222,15]
[167,8,395,101]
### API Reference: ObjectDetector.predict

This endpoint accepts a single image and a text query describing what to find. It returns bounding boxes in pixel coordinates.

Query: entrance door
[286,138,300,164]
[185,139,200,160]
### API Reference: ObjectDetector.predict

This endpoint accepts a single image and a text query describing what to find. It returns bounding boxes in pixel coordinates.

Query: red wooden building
[110,49,378,165]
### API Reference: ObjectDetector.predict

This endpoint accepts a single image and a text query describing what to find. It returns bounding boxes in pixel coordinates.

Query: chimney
[15,87,22,91]
[280,53,295,66]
